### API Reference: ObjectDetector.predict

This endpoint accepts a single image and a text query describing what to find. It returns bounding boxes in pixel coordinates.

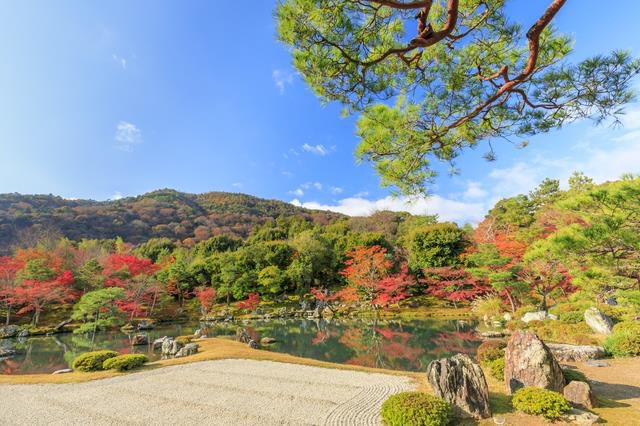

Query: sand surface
[0,359,415,425]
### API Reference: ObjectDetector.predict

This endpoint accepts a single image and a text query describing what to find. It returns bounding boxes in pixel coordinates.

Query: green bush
[612,321,640,334]
[476,340,505,364]
[563,368,588,383]
[176,335,193,345]
[486,358,505,381]
[381,392,452,426]
[512,387,571,420]
[103,354,148,371]
[604,324,640,357]
[72,350,119,372]
[557,311,583,324]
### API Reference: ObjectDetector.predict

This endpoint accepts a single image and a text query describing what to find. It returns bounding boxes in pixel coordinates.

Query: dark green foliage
[380,392,452,426]
[512,387,571,420]
[486,358,505,381]
[72,350,119,372]
[604,322,640,357]
[476,340,506,364]
[405,223,467,271]
[103,354,148,371]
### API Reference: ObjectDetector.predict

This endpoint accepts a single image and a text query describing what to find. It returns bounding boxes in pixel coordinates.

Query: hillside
[0,189,343,253]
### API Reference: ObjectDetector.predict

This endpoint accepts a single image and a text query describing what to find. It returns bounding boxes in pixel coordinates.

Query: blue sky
[1,1,639,224]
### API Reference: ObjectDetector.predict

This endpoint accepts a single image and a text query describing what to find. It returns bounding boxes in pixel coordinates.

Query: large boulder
[175,343,199,358]
[584,308,613,335]
[546,343,605,362]
[161,337,183,357]
[504,331,565,394]
[236,328,251,344]
[521,311,558,323]
[131,334,148,346]
[426,354,491,419]
[0,346,16,358]
[0,325,18,339]
[137,320,155,330]
[564,381,595,410]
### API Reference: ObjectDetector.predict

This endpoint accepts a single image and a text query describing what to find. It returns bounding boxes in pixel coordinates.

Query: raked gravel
[0,359,415,425]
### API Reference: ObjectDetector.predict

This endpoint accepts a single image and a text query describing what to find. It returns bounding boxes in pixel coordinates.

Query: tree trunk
[5,305,10,326]
[505,290,516,313]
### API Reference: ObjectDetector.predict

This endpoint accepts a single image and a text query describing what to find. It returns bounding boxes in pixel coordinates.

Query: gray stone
[586,360,610,367]
[137,320,155,330]
[478,330,505,338]
[260,337,277,345]
[426,354,491,419]
[521,311,558,323]
[504,331,565,394]
[564,381,595,410]
[546,343,605,362]
[236,328,251,344]
[17,329,28,338]
[584,308,613,335]
[503,313,513,322]
[161,338,183,357]
[0,347,16,358]
[248,339,258,349]
[564,408,600,426]
[175,343,199,358]
[131,334,148,346]
[152,336,169,350]
[0,325,18,339]
[52,368,73,375]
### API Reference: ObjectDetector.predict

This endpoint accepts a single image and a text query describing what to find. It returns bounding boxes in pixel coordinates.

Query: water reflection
[0,318,480,374]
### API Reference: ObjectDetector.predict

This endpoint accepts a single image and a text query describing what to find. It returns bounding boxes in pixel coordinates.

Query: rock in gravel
[236,328,251,344]
[521,311,558,323]
[131,334,148,346]
[0,325,18,339]
[546,343,605,362]
[586,360,610,367]
[248,339,258,349]
[564,408,600,426]
[153,336,168,350]
[427,354,491,419]
[175,343,199,358]
[504,331,565,394]
[584,308,613,335]
[52,368,73,375]
[564,381,595,410]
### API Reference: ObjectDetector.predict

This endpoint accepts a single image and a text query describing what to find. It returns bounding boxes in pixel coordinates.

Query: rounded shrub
[72,350,119,372]
[476,340,506,364]
[486,357,505,381]
[381,392,452,426]
[103,354,148,371]
[512,387,571,420]
[604,324,640,357]
[176,335,193,345]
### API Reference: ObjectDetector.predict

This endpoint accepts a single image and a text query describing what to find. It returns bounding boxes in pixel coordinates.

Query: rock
[503,313,513,322]
[153,336,168,350]
[521,311,558,323]
[260,337,277,345]
[52,368,73,375]
[606,297,618,306]
[584,308,613,335]
[236,328,251,344]
[175,343,199,358]
[161,338,183,357]
[586,360,610,367]
[564,381,595,410]
[131,334,148,346]
[546,343,605,362]
[0,325,18,339]
[17,329,29,338]
[564,408,600,426]
[137,320,155,330]
[504,331,565,394]
[478,330,505,338]
[0,347,16,358]
[426,354,491,419]
[248,339,258,349]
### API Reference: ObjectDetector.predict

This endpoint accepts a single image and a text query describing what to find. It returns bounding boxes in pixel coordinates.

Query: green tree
[404,223,466,271]
[71,288,125,337]
[277,1,640,194]
[258,266,288,296]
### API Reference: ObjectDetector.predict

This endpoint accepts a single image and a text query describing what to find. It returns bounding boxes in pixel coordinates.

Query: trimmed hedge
[103,354,148,371]
[604,322,640,357]
[72,350,119,372]
[512,387,571,420]
[381,392,452,426]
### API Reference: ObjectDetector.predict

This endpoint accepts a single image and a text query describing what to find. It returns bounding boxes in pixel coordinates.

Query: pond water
[0,318,481,374]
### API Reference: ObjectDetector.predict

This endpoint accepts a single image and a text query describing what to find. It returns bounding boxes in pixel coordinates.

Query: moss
[72,350,119,372]
[563,368,588,383]
[527,321,598,345]
[103,354,148,371]
[485,358,505,381]
[604,323,640,357]
[512,387,571,420]
[380,392,453,426]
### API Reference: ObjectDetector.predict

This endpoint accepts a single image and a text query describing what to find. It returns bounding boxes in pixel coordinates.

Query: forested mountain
[0,189,342,253]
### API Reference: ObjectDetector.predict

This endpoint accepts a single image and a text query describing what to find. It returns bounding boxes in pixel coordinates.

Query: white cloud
[112,54,127,69]
[232,182,243,188]
[302,143,334,156]
[272,69,293,94]
[291,194,486,224]
[110,191,124,200]
[463,181,487,199]
[289,188,305,197]
[114,121,142,152]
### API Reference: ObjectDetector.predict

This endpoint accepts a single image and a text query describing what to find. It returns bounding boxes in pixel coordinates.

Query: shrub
[476,340,506,364]
[471,295,504,320]
[604,325,640,357]
[563,368,588,383]
[486,358,505,381]
[103,354,148,371]
[612,321,640,334]
[381,392,452,426]
[506,320,526,332]
[176,335,193,345]
[527,321,598,345]
[72,350,119,372]
[557,310,583,324]
[512,387,571,420]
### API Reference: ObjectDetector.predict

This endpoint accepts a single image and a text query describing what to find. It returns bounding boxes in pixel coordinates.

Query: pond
[0,318,481,374]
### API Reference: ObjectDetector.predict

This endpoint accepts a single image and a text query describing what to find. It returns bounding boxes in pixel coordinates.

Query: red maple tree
[237,292,260,311]
[194,287,216,315]
[422,267,491,307]
[0,256,24,325]
[7,271,76,325]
